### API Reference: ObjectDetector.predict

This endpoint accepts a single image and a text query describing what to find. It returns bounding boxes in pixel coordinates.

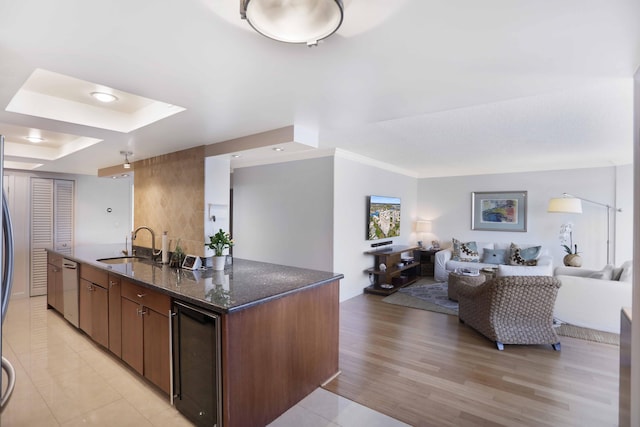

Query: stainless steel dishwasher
[62,259,79,327]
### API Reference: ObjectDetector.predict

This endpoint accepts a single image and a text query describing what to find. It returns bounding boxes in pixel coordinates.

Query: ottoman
[448,271,486,301]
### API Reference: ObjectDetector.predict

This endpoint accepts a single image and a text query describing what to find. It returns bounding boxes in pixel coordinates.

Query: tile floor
[1,296,408,426]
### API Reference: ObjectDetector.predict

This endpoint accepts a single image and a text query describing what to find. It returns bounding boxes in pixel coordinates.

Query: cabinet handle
[137,308,147,316]
[136,293,146,298]
[109,281,116,288]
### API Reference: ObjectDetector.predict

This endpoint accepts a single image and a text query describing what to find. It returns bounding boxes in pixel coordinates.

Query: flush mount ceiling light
[90,91,118,103]
[240,0,344,45]
[120,150,133,169]
[272,147,285,152]
[25,135,44,143]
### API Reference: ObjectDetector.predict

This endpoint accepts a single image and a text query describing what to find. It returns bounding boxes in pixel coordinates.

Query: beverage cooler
[172,300,221,427]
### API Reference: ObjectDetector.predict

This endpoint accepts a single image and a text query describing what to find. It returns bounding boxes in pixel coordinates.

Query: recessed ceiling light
[25,136,44,143]
[273,147,284,152]
[90,91,118,103]
[232,154,241,158]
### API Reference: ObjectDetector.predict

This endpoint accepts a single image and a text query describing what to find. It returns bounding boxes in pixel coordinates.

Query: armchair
[457,276,562,351]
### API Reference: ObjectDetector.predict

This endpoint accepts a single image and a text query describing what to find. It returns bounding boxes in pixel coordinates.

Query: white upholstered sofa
[554,262,633,333]
[434,240,553,282]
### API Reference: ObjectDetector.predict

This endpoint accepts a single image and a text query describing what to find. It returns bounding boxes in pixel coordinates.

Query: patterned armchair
[457,276,562,351]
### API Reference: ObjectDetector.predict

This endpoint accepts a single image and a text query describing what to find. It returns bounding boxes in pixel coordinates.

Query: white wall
[75,175,132,246]
[418,166,633,269]
[334,154,418,302]
[232,156,334,272]
[615,164,634,264]
[3,174,30,298]
[4,171,132,299]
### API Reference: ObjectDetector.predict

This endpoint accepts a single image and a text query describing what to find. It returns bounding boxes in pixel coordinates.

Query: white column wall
[333,154,418,301]
[232,156,334,272]
[630,67,639,427]
[204,156,231,258]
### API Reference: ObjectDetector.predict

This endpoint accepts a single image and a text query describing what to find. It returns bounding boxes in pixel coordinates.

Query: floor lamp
[548,193,622,265]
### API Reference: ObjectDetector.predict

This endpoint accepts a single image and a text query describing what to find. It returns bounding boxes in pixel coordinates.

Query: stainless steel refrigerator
[0,134,16,415]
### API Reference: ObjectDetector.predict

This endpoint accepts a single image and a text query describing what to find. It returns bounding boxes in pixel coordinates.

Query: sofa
[434,239,553,282]
[554,261,633,333]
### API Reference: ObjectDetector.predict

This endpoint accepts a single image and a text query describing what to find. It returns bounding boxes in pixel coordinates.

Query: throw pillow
[508,243,541,266]
[619,261,633,282]
[482,249,507,265]
[587,265,614,280]
[611,266,624,281]
[451,238,480,262]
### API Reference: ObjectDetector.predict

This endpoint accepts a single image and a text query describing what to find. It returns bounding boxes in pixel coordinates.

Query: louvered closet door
[31,178,53,296]
[54,180,74,256]
[30,178,75,296]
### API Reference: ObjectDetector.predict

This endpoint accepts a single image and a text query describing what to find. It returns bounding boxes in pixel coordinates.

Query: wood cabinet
[121,280,171,394]
[46,252,64,313]
[221,279,340,427]
[79,263,109,349]
[108,274,122,357]
[121,297,144,374]
[363,245,420,295]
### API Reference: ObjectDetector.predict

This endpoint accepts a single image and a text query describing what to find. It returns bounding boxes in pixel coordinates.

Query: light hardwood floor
[323,293,620,427]
[1,296,404,426]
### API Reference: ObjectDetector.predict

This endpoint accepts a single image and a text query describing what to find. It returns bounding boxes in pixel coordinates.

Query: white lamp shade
[547,197,582,214]
[416,220,432,233]
[243,0,343,44]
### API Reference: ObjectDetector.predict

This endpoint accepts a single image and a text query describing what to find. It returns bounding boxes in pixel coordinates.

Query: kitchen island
[47,245,343,427]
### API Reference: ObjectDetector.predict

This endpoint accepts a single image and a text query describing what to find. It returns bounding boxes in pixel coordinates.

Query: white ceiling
[0,0,638,178]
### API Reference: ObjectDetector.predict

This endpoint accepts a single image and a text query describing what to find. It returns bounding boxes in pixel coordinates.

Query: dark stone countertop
[49,244,343,314]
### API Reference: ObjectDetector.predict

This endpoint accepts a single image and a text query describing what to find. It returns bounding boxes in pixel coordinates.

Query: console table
[414,248,438,277]
[363,245,419,296]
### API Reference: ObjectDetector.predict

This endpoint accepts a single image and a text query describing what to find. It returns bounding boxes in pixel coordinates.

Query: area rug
[383,281,620,345]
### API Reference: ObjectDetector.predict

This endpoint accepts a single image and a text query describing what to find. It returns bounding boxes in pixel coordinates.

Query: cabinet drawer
[121,280,170,314]
[80,264,108,288]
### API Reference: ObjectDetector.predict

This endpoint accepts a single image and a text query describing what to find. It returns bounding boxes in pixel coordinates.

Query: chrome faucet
[122,235,129,256]
[131,226,162,261]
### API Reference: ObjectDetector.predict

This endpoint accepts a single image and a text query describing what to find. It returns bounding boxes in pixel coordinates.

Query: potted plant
[205,229,234,270]
[170,239,185,268]
[559,223,582,267]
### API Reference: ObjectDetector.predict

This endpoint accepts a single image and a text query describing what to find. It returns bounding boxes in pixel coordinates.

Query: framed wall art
[471,191,527,232]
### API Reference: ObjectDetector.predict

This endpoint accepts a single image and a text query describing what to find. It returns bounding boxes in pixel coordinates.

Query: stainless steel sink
[96,256,148,264]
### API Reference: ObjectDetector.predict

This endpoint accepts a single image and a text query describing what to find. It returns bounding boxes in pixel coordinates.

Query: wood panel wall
[133,146,205,256]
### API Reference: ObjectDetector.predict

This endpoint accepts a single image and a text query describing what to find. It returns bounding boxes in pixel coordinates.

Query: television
[367,195,401,240]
